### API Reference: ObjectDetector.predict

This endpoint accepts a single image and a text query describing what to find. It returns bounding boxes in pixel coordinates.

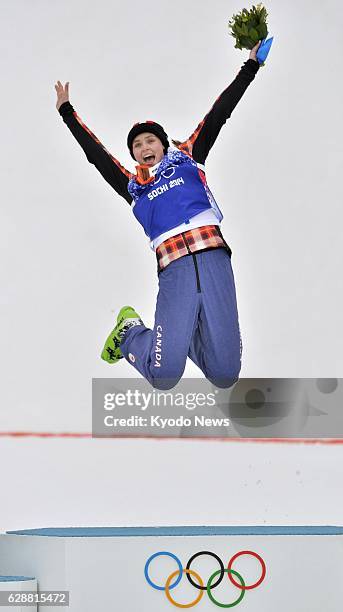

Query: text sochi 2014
[147,177,185,200]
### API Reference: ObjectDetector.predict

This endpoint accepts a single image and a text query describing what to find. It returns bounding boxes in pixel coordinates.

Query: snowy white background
[0,0,342,530]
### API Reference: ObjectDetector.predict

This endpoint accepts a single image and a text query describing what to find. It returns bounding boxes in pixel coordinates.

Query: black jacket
[58,59,259,206]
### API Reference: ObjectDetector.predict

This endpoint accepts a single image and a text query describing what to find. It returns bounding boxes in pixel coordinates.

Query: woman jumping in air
[55,40,268,390]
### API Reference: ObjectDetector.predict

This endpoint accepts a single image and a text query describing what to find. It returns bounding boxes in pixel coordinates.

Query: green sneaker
[101,305,143,364]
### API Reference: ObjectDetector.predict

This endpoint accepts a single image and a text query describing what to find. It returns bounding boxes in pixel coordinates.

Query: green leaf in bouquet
[259,5,268,20]
[240,36,255,49]
[257,22,268,38]
[249,27,259,42]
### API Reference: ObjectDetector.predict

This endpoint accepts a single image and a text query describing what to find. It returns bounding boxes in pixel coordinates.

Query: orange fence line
[0,432,342,444]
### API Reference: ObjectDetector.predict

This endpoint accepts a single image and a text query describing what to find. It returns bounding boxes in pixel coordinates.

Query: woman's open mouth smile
[142,154,156,165]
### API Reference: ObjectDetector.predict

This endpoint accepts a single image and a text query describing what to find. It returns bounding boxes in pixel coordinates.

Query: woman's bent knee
[206,364,241,389]
[150,365,185,390]
[150,375,183,391]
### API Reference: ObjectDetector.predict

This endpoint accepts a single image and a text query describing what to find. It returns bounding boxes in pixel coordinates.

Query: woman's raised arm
[179,42,262,165]
[55,80,133,205]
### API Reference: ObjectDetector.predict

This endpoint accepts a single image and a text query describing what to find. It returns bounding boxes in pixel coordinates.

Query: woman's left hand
[249,41,262,62]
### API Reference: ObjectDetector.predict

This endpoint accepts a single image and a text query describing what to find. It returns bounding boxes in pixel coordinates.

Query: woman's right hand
[55,80,70,110]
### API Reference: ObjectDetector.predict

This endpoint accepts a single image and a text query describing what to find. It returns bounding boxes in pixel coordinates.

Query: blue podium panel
[1,527,343,611]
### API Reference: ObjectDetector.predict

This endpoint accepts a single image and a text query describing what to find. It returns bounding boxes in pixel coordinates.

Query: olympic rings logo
[144,550,266,608]
[153,165,177,184]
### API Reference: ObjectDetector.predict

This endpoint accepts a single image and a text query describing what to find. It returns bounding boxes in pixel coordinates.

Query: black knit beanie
[127,121,170,160]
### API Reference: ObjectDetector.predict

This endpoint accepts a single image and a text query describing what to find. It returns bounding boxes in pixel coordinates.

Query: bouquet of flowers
[228,4,273,65]
[229,3,268,49]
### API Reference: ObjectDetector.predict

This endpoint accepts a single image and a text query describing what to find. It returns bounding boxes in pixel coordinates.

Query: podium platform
[1,526,343,611]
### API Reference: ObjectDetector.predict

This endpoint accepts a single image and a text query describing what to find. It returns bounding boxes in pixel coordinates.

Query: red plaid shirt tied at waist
[156,225,232,273]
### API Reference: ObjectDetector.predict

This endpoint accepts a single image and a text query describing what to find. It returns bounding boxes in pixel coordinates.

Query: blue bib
[127,149,223,241]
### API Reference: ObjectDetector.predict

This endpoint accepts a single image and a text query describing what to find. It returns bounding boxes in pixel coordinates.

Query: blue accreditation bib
[127,149,223,241]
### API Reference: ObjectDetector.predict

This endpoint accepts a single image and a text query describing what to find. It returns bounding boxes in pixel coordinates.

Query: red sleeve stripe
[177,91,223,156]
[73,112,134,180]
